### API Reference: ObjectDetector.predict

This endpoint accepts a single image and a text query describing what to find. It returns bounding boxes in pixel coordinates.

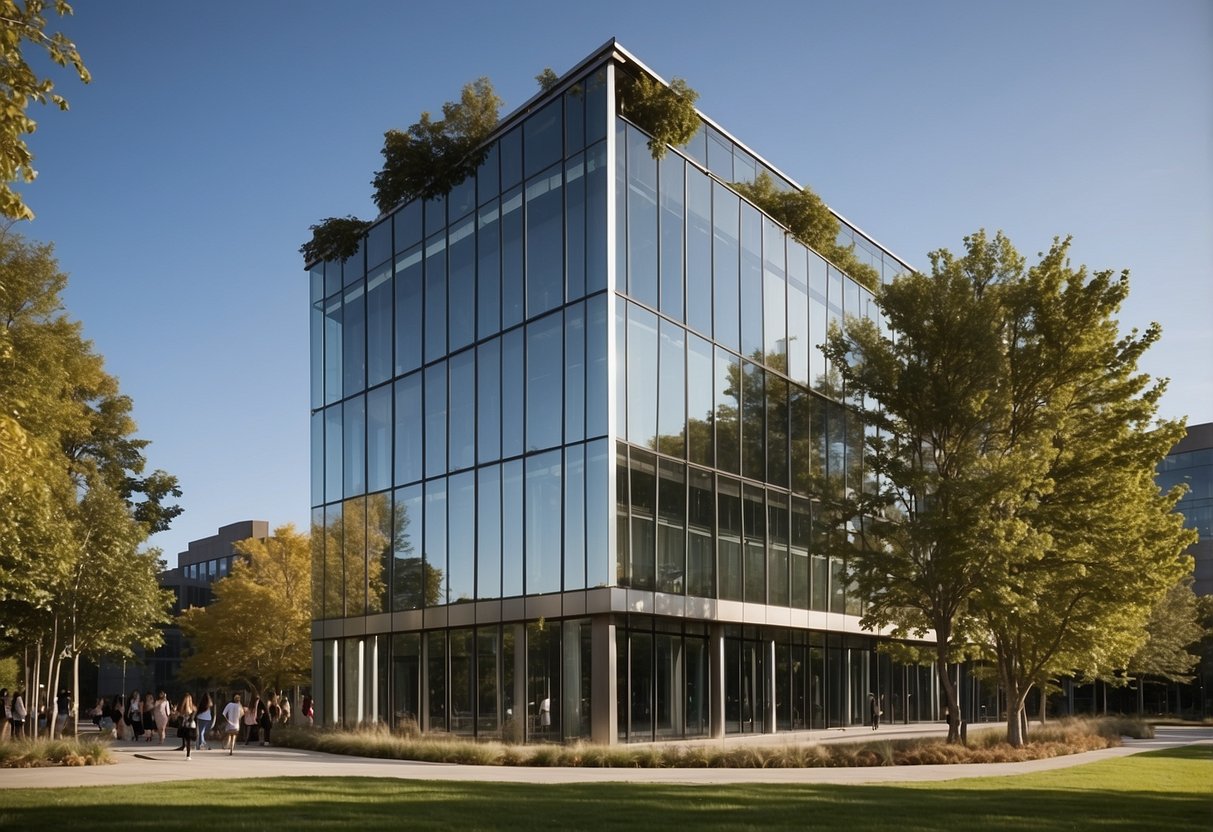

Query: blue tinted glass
[344,242,365,288]
[526,311,563,451]
[477,465,502,599]
[448,216,475,351]
[525,449,563,595]
[740,203,763,360]
[311,299,323,409]
[763,219,787,366]
[394,200,422,254]
[808,252,828,389]
[344,496,366,615]
[687,334,714,467]
[424,362,447,479]
[686,169,713,337]
[585,293,608,438]
[657,319,685,458]
[367,384,391,493]
[448,175,475,223]
[394,372,422,486]
[565,82,585,155]
[584,67,607,145]
[425,479,447,605]
[715,348,740,474]
[448,349,476,472]
[477,201,501,339]
[626,125,658,308]
[324,260,341,298]
[501,328,524,458]
[478,143,500,206]
[564,443,586,590]
[325,405,342,503]
[525,165,564,316]
[741,362,764,481]
[626,304,659,449]
[311,411,323,507]
[394,246,423,375]
[345,395,367,498]
[342,283,365,397]
[367,219,392,269]
[585,438,610,587]
[500,127,522,190]
[524,98,563,179]
[392,484,423,611]
[502,459,523,596]
[713,184,740,351]
[477,338,501,464]
[447,470,475,604]
[424,234,447,362]
[706,127,733,179]
[659,155,685,321]
[683,122,707,167]
[424,194,446,238]
[500,188,524,328]
[585,140,608,294]
[565,153,586,301]
[615,300,627,438]
[767,375,788,488]
[565,302,585,443]
[366,262,392,387]
[787,242,808,385]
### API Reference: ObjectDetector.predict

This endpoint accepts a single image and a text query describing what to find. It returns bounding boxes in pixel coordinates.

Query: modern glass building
[307,40,947,743]
[1158,422,1213,597]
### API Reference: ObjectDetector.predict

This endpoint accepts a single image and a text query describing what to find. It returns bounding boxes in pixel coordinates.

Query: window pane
[367,492,392,615]
[427,631,446,730]
[565,153,586,301]
[448,471,475,604]
[477,465,502,599]
[791,496,810,610]
[565,301,586,443]
[477,338,501,464]
[526,165,564,316]
[585,67,607,145]
[324,503,342,617]
[585,140,608,294]
[501,328,525,458]
[325,404,342,503]
[628,448,656,590]
[713,183,740,350]
[501,188,524,328]
[424,194,446,238]
[565,82,585,156]
[311,298,324,409]
[448,349,476,471]
[392,484,424,610]
[500,127,522,190]
[367,384,391,493]
[425,362,447,479]
[626,304,658,450]
[449,174,475,223]
[686,168,712,336]
[524,99,563,178]
[448,216,476,351]
[424,234,447,362]
[741,361,765,482]
[763,218,787,365]
[564,444,586,590]
[526,450,563,595]
[768,492,789,607]
[743,485,765,604]
[586,438,610,588]
[394,372,422,486]
[367,219,391,270]
[367,262,393,387]
[526,311,563,451]
[311,411,323,507]
[311,507,325,618]
[740,203,763,360]
[325,294,342,405]
[657,319,685,458]
[687,334,714,467]
[394,246,422,375]
[586,282,608,439]
[343,282,365,397]
[477,143,499,207]
[626,124,658,308]
[767,375,789,488]
[787,242,809,385]
[808,252,828,389]
[717,477,742,601]
[687,468,715,598]
[715,347,740,475]
[477,201,501,339]
[657,459,686,594]
[659,154,685,320]
[394,199,422,254]
[449,628,474,735]
[425,478,447,606]
[502,459,524,596]
[343,496,366,616]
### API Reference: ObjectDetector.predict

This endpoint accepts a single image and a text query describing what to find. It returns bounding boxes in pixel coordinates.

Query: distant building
[1158,422,1213,597]
[95,521,268,701]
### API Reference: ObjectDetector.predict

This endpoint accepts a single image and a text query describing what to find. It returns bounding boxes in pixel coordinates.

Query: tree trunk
[31,639,43,739]
[934,649,962,744]
[71,652,82,737]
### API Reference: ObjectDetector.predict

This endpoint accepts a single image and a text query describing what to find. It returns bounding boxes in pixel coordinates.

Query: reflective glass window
[584,67,607,145]
[585,140,608,293]
[628,448,657,590]
[424,194,446,238]
[565,301,586,443]
[713,183,740,351]
[682,122,706,167]
[343,496,366,616]
[477,201,501,339]
[734,149,757,185]
[565,153,586,301]
[501,328,524,458]
[787,241,809,385]
[687,334,714,467]
[477,338,501,464]
[447,470,475,604]
[425,478,447,606]
[584,287,607,440]
[706,126,733,179]
[615,301,627,440]
[424,233,447,362]
[502,459,524,596]
[477,143,500,207]
[526,311,563,452]
[811,392,827,492]
[790,496,811,610]
[526,449,563,595]
[448,628,474,734]
[366,384,391,493]
[742,484,766,604]
[763,219,787,365]
[687,467,715,598]
[477,465,502,599]
[325,405,342,503]
[476,626,500,735]
[311,411,323,507]
[526,165,564,316]
[324,295,342,405]
[830,555,846,614]
[826,400,846,501]
[616,443,628,586]
[585,438,610,588]
[324,503,343,617]
[393,371,422,486]
[659,154,684,320]
[324,259,341,298]
[344,243,365,289]
[427,630,447,730]
[768,492,789,607]
[686,168,712,336]
[740,202,763,359]
[657,459,686,594]
[311,506,324,617]
[394,199,422,254]
[367,219,391,270]
[448,216,476,351]
[564,443,586,590]
[367,262,393,387]
[525,99,563,178]
[767,375,789,488]
[565,81,585,155]
[715,347,740,474]
[311,298,323,409]
[392,483,424,610]
[626,304,659,449]
[501,187,524,328]
[717,477,743,601]
[657,319,685,458]
[424,362,447,479]
[367,492,392,615]
[448,349,476,471]
[742,362,765,482]
[626,124,658,308]
[500,127,522,190]
[808,252,828,389]
[394,245,423,375]
[448,175,475,224]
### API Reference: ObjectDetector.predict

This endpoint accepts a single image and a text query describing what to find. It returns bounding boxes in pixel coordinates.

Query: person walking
[221,694,244,756]
[153,691,171,743]
[0,688,9,741]
[176,694,197,760]
[10,690,27,739]
[141,692,156,742]
[301,694,314,726]
[195,693,213,750]
[54,689,71,738]
[279,693,292,726]
[259,694,279,747]
[127,691,143,742]
[869,693,881,731]
[108,694,125,740]
[243,695,261,745]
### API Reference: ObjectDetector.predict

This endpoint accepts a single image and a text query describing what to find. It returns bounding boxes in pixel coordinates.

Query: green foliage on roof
[618,73,700,160]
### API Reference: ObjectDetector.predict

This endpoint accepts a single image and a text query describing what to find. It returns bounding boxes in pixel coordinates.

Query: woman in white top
[194,693,213,750]
[153,691,172,742]
[221,694,244,755]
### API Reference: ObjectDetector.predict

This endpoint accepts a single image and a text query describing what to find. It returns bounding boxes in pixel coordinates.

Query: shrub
[0,737,113,768]
[618,72,700,160]
[299,215,373,266]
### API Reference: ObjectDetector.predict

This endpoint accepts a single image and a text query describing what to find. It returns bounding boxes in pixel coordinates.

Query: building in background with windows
[307,40,977,744]
[1158,422,1213,598]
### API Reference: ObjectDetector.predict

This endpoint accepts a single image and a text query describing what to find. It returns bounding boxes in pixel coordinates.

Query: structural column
[709,623,725,739]
[764,636,776,734]
[590,615,617,744]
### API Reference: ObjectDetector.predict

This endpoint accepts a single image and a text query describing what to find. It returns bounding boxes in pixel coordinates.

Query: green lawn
[0,746,1208,831]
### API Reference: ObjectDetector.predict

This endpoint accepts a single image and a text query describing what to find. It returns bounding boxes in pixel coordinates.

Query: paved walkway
[1,725,1208,790]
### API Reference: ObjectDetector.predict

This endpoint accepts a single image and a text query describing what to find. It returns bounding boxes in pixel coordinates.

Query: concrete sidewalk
[1,725,1207,790]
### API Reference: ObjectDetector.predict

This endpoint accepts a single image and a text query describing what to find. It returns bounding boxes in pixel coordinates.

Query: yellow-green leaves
[618,73,699,160]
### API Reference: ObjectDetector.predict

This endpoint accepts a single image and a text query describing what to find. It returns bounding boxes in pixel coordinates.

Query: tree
[1127,576,1203,703]
[824,230,1192,746]
[617,72,699,160]
[178,525,312,695]
[535,67,559,92]
[0,0,91,220]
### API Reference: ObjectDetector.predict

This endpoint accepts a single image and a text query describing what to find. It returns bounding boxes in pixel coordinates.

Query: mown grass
[271,716,1148,768]
[0,745,1207,831]
[0,736,112,768]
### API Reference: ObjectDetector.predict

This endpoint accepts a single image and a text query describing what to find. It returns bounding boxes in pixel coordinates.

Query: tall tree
[0,0,91,220]
[178,525,312,695]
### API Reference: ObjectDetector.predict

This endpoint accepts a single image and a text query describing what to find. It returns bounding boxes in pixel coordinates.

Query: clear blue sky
[18,0,1213,567]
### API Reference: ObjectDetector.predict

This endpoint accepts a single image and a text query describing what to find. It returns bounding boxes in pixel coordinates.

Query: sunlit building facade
[307,41,945,743]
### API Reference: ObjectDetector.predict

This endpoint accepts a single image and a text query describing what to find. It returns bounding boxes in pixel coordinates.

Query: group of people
[0,688,29,739]
[97,689,293,758]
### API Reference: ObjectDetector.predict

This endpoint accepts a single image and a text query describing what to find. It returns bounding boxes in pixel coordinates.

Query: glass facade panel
[424,362,447,479]
[657,318,685,458]
[686,167,713,337]
[501,328,524,459]
[565,153,586,300]
[712,183,740,351]
[787,241,808,385]
[477,201,501,339]
[324,294,342,405]
[763,218,786,365]
[659,154,685,320]
[343,396,366,498]
[477,465,502,599]
[343,282,365,398]
[741,361,764,482]
[477,338,501,464]
[742,485,766,604]
[448,216,476,351]
[526,165,564,316]
[767,375,789,488]
[626,124,658,308]
[325,405,342,503]
[686,334,713,467]
[502,459,524,597]
[367,262,393,387]
[427,630,447,731]
[526,311,563,451]
[424,234,447,362]
[628,448,657,590]
[687,467,715,598]
[477,143,499,207]
[626,304,658,450]
[525,98,563,178]
[367,492,392,614]
[718,477,742,601]
[585,438,610,588]
[657,459,686,594]
[394,372,422,486]
[448,349,476,472]
[343,496,366,616]
[740,202,763,359]
[394,246,423,375]
[425,479,448,606]
[526,450,563,595]
[586,293,608,438]
[564,444,586,590]
[501,188,524,328]
[448,471,475,604]
[366,384,391,493]
[565,301,586,443]
[715,347,740,475]
[768,492,789,607]
[392,484,424,610]
[394,199,422,254]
